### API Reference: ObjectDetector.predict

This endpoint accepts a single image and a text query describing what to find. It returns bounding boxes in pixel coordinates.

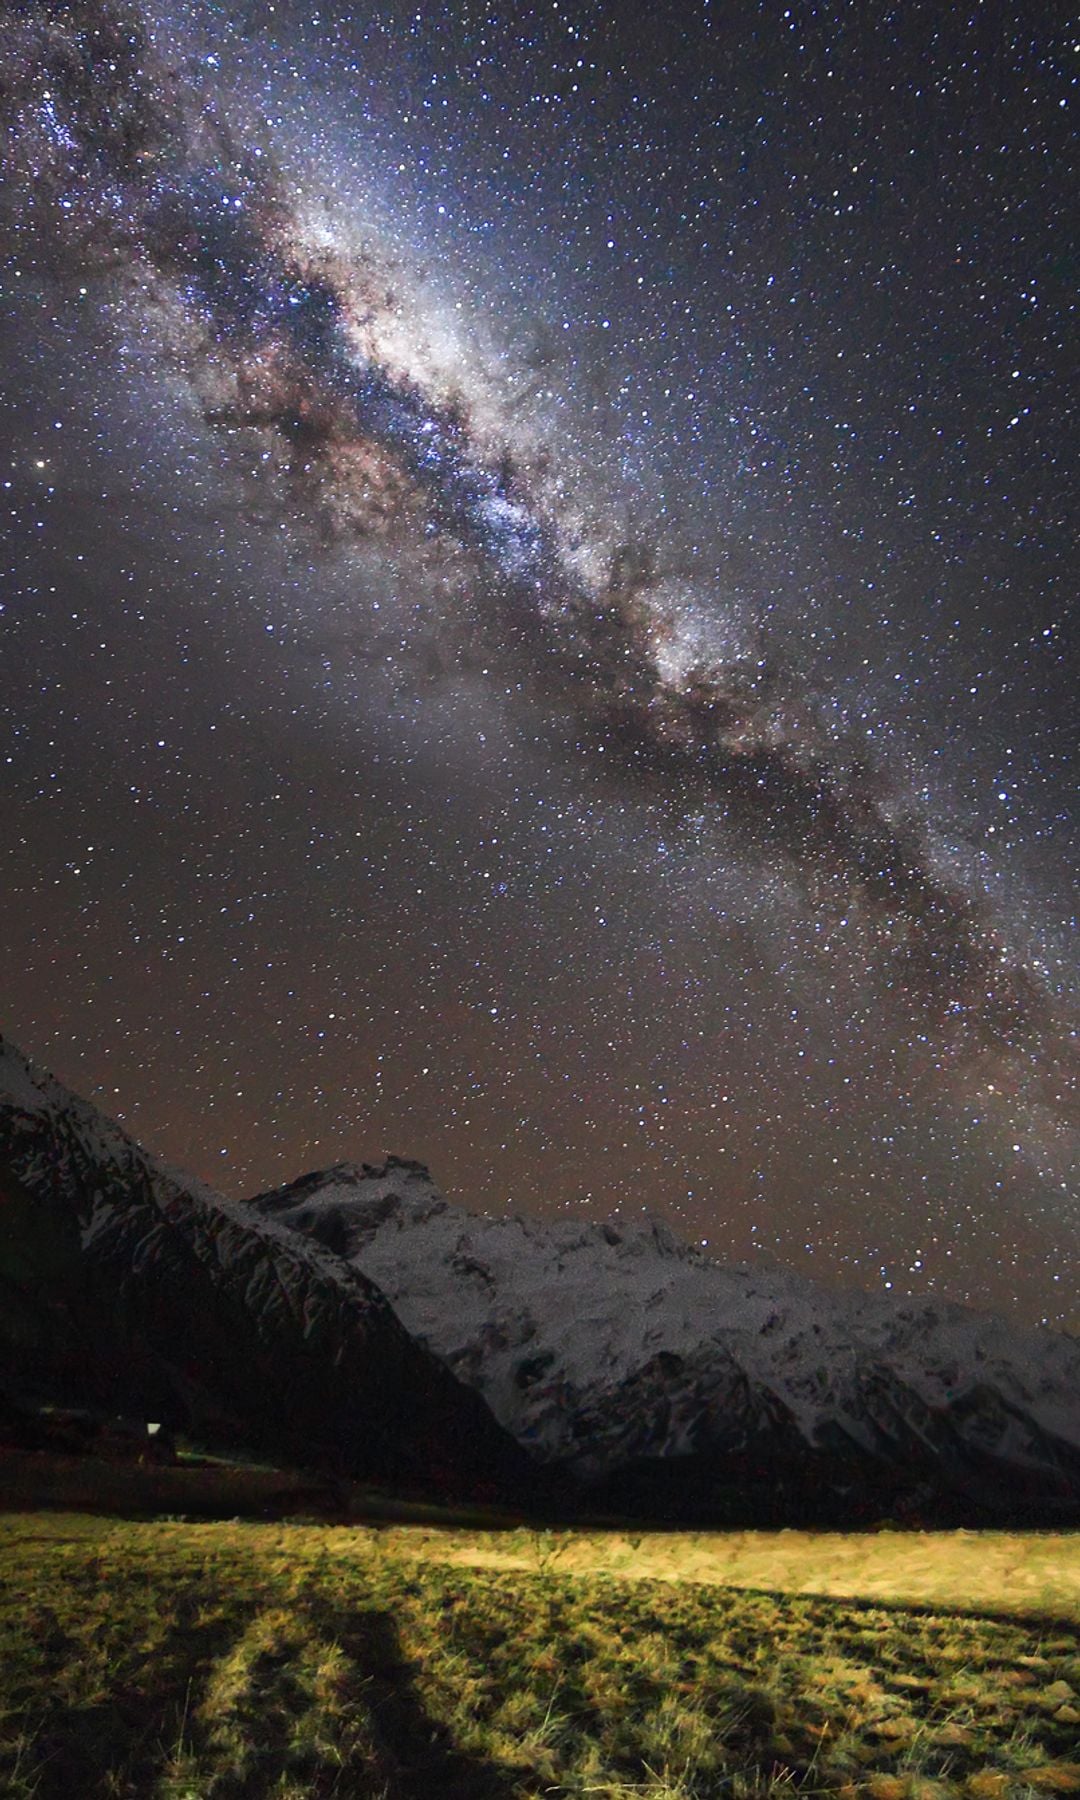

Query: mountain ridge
[2,1031,1076,1527]
[251,1155,1080,1525]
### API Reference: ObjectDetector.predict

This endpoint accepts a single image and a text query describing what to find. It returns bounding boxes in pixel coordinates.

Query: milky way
[1,0,1076,1320]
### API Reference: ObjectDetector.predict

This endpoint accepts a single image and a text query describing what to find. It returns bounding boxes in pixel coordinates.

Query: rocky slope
[252,1158,1080,1525]
[0,1039,530,1501]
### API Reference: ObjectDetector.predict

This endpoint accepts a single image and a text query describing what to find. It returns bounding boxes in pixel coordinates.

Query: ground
[1,1509,1078,1798]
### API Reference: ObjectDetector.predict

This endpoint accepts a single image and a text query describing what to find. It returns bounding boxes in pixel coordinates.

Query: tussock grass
[1,1512,1078,1799]
[410,1525,1080,1624]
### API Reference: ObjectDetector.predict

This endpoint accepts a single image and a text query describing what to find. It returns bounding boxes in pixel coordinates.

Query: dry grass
[418,1524,1080,1623]
[1,1512,1078,1799]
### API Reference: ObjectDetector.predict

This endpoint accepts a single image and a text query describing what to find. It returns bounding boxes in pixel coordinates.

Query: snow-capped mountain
[3,1028,1075,1527]
[252,1158,1080,1525]
[0,1038,529,1500]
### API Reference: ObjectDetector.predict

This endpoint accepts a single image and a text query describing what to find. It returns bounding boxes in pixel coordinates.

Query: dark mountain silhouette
[0,1037,530,1503]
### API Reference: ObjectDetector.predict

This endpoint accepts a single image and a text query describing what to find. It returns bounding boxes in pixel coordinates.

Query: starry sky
[1,0,1076,1327]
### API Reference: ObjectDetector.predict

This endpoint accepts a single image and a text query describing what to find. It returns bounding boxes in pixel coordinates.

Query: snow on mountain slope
[6,1022,1070,1526]
[0,1038,529,1498]
[252,1158,1080,1521]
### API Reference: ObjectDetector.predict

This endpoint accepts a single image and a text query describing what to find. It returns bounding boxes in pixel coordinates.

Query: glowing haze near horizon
[0,0,1075,1325]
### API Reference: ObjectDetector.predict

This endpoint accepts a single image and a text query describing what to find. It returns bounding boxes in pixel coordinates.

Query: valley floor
[419,1524,1080,1624]
[1,1511,1078,1799]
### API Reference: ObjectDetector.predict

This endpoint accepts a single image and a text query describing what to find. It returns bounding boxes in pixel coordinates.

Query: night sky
[1,0,1076,1327]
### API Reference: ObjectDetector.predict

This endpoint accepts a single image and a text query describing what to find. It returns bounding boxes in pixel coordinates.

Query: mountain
[0,1038,530,1501]
[3,1031,1075,1528]
[251,1158,1080,1526]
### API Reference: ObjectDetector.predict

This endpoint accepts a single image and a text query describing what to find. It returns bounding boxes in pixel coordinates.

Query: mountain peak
[251,1157,449,1257]
[4,1031,1079,1526]
[250,1161,1080,1525]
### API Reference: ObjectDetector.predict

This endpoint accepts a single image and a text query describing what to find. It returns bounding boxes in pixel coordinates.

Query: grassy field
[1,1512,1078,1800]
[420,1525,1080,1623]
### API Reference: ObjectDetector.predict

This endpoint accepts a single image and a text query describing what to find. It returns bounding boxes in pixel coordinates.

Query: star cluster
[0,0,1075,1325]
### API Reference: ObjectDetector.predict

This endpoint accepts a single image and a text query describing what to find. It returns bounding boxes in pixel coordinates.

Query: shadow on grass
[17,1605,521,1800]
[326,1606,522,1800]
[708,1581,1080,1639]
